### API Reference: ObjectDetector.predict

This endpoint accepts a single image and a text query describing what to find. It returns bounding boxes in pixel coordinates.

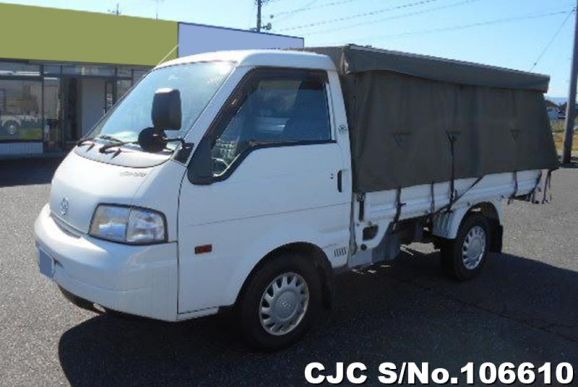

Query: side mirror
[188,137,213,185]
[152,88,181,130]
[138,127,167,153]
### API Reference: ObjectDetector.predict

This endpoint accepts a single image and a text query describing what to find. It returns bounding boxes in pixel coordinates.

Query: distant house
[546,99,562,120]
[558,102,578,119]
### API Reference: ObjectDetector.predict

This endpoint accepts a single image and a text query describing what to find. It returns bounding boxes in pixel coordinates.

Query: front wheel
[237,253,322,350]
[441,213,491,281]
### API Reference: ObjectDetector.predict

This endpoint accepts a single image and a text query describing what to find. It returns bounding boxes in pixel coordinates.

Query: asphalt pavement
[0,158,577,386]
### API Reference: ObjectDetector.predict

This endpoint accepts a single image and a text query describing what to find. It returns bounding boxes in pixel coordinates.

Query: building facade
[0,3,303,157]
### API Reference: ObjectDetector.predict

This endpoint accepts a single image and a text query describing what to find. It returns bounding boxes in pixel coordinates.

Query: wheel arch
[234,242,335,310]
[433,200,503,252]
[470,201,502,222]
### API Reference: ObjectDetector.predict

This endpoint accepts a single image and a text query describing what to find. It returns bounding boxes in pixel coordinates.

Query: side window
[211,71,331,177]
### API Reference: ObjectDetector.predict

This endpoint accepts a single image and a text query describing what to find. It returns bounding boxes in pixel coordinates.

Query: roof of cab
[156,49,336,71]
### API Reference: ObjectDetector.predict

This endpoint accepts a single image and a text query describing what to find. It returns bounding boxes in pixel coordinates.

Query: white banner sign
[178,23,304,57]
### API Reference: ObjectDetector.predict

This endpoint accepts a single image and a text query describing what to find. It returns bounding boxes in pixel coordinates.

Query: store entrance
[44,77,83,152]
[43,77,62,153]
[46,76,134,152]
[62,78,80,145]
[46,77,109,152]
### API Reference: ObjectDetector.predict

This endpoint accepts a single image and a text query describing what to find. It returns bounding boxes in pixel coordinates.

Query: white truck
[34,45,558,350]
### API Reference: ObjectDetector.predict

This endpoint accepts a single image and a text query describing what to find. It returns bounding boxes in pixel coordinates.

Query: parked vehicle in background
[0,114,41,138]
[34,45,559,350]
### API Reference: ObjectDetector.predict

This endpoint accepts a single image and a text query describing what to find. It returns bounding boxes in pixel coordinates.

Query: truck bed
[350,170,542,266]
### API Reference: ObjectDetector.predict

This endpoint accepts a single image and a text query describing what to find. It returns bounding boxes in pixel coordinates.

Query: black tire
[441,213,491,281]
[237,253,322,351]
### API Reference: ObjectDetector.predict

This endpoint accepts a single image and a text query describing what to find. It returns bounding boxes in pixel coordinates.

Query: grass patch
[551,120,566,132]
[553,131,578,153]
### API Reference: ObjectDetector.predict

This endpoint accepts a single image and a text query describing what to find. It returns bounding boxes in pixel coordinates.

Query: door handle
[337,170,343,192]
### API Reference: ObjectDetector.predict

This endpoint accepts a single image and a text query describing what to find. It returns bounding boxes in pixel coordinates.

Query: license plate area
[38,249,55,279]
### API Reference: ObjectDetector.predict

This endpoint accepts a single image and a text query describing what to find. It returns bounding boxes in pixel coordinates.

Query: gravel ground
[0,158,576,386]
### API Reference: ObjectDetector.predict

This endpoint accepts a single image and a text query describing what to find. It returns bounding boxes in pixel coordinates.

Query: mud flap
[490,222,503,253]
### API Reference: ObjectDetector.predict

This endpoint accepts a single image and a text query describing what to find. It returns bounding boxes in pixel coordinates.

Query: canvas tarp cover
[303,46,560,193]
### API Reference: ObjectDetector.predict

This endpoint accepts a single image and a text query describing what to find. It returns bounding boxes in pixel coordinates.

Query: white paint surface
[178,23,304,57]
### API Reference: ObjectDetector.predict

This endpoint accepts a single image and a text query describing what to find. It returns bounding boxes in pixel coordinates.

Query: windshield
[89,61,233,144]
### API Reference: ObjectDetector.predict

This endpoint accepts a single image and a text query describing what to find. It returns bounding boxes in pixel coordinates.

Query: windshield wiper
[99,140,138,153]
[77,137,96,147]
[96,134,136,153]
[98,134,124,143]
[77,134,123,147]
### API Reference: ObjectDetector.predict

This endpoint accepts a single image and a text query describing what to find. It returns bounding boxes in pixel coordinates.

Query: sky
[2,0,577,97]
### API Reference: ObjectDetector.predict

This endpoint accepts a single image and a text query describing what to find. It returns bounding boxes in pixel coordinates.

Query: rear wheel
[237,253,321,350]
[441,213,490,281]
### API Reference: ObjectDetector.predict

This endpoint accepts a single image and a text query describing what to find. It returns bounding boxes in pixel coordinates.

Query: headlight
[89,205,166,244]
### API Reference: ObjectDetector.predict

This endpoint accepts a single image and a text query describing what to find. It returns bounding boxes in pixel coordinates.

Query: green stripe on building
[0,3,178,66]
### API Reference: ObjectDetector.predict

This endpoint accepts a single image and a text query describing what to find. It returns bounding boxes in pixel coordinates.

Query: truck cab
[35,50,354,349]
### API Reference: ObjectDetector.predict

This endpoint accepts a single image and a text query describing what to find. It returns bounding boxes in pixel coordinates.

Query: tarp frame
[302,45,560,193]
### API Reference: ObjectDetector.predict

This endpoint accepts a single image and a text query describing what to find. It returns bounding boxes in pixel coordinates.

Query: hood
[49,151,155,234]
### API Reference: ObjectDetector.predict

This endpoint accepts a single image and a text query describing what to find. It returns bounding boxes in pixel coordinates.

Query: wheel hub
[259,273,309,336]
[275,291,298,319]
[462,225,486,270]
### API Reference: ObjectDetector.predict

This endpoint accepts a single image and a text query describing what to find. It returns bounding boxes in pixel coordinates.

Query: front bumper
[34,204,178,321]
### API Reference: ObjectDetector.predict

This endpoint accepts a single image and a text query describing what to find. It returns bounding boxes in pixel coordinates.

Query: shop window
[133,70,148,83]
[116,67,132,78]
[116,79,132,102]
[62,64,115,77]
[0,62,41,77]
[105,80,115,112]
[0,79,42,141]
[43,65,62,76]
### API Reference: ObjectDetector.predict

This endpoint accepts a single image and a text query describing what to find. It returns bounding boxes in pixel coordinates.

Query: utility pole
[108,2,121,15]
[563,5,578,164]
[256,0,263,32]
[254,0,272,32]
[152,0,164,20]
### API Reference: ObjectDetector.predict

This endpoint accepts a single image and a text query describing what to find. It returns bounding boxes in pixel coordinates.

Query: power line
[277,0,442,32]
[355,9,572,43]
[299,0,481,36]
[274,0,370,17]
[530,8,576,71]
[272,0,321,23]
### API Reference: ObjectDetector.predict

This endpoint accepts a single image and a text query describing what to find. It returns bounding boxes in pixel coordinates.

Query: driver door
[177,68,351,314]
